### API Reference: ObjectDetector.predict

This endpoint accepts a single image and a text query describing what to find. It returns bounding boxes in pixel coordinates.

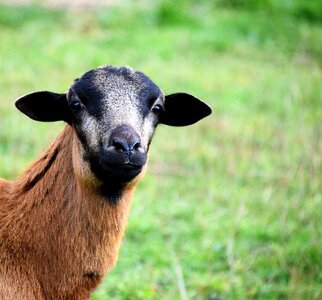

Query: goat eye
[70,100,82,111]
[152,104,164,114]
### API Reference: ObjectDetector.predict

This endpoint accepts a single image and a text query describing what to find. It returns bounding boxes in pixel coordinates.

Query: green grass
[0,1,321,299]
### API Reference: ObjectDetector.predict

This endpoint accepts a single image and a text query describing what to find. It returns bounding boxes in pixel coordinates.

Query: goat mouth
[98,161,144,180]
[87,151,147,185]
[103,162,143,171]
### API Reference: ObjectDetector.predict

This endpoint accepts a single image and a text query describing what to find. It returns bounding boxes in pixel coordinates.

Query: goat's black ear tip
[203,103,213,116]
[196,99,213,120]
[15,97,26,112]
[185,93,213,118]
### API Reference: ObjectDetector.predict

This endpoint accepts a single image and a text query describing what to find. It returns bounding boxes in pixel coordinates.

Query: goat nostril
[112,139,128,152]
[112,138,141,152]
[132,141,141,151]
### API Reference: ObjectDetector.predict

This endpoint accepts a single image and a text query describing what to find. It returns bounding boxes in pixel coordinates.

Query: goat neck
[0,125,136,298]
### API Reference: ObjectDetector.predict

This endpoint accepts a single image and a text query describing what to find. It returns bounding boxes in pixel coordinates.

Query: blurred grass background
[0,0,321,299]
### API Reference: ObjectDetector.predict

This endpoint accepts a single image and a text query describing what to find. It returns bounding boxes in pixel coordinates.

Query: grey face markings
[67,66,163,155]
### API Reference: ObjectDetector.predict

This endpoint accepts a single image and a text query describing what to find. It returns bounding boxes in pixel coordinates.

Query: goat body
[0,126,135,299]
[0,66,211,299]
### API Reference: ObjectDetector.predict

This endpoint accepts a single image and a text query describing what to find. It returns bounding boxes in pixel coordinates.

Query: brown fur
[0,125,141,299]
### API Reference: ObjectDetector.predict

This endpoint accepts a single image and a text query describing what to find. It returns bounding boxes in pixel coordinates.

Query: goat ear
[15,91,72,123]
[159,93,212,126]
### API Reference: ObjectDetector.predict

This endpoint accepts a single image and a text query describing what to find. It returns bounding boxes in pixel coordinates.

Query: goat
[0,65,212,299]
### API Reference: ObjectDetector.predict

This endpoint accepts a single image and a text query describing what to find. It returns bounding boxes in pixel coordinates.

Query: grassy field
[0,1,321,299]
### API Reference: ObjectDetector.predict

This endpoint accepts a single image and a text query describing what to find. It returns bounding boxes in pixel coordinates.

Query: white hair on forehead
[73,65,161,152]
[96,65,136,73]
[104,99,142,133]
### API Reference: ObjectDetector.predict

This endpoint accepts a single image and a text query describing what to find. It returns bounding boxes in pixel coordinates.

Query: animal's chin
[87,158,146,203]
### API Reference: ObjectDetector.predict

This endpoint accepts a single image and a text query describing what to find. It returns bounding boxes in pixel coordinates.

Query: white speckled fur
[71,66,163,156]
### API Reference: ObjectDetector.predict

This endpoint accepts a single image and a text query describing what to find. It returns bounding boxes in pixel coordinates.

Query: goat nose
[112,138,141,152]
[109,124,142,153]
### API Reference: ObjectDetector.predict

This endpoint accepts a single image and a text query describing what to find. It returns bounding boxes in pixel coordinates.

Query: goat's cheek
[81,117,101,152]
[141,119,155,150]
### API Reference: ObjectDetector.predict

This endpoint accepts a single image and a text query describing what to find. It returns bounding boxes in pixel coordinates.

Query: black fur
[15,91,72,123]
[160,93,212,126]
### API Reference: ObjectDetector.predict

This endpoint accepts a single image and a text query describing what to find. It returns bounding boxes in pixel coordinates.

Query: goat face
[67,66,164,184]
[15,65,212,194]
